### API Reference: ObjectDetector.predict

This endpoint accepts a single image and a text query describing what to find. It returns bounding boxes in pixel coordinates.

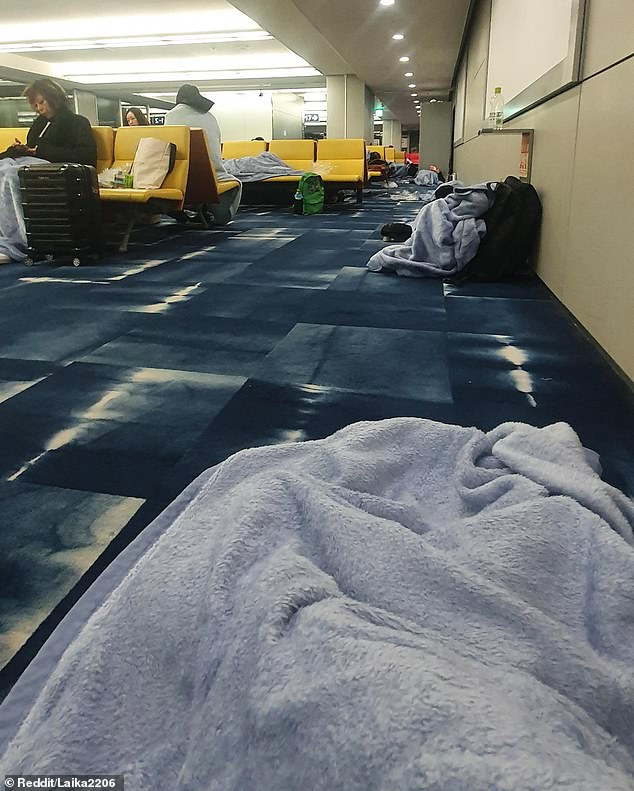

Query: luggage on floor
[452,176,542,283]
[18,163,102,267]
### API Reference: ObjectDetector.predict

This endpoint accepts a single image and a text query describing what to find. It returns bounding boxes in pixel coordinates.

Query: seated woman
[0,78,97,264]
[125,107,149,126]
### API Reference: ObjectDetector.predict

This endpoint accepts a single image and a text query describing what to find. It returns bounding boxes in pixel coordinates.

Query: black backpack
[453,176,542,283]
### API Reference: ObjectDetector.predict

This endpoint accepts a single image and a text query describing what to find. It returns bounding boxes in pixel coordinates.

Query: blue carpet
[0,186,632,695]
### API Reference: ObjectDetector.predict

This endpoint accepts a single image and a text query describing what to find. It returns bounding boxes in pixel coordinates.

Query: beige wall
[453,0,634,379]
[582,0,634,77]
[419,101,453,176]
[452,130,524,185]
[562,57,634,377]
[462,0,491,141]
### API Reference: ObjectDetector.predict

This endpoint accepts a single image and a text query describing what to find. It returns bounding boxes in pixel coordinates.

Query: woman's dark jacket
[27,108,97,167]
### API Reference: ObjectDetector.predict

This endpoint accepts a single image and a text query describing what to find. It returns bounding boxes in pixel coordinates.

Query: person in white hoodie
[164,84,242,224]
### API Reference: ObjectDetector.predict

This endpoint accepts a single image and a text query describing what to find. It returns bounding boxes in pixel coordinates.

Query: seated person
[405,146,419,166]
[367,150,390,180]
[164,84,242,225]
[125,107,149,126]
[0,78,97,264]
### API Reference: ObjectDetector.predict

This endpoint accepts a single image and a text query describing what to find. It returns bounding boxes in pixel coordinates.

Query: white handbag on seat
[131,138,176,189]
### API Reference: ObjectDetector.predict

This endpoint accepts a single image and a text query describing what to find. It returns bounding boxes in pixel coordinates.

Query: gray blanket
[368,182,496,277]
[2,418,634,790]
[0,156,48,261]
[223,151,304,182]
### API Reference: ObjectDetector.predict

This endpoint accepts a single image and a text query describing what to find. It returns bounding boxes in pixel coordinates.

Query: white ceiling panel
[0,0,321,93]
[0,0,470,126]
[230,0,471,126]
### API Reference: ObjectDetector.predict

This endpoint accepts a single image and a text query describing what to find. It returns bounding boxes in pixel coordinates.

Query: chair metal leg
[118,216,136,253]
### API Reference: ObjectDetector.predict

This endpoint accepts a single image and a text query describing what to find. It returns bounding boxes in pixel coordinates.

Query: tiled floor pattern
[0,186,632,694]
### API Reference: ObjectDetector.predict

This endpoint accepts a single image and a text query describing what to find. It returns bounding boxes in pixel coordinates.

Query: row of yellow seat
[366,145,407,181]
[222,138,368,202]
[0,125,240,250]
[0,126,389,235]
[223,138,406,190]
[0,125,238,210]
[223,139,405,166]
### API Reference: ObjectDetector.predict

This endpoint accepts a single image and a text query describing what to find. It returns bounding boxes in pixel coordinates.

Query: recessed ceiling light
[380,0,395,5]
[410,93,417,96]
[408,83,416,88]
[399,56,409,62]
[404,72,413,77]
[414,100,420,103]
[430,98,437,103]
[392,34,404,40]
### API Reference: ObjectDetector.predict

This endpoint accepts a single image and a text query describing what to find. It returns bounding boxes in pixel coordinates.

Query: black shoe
[380,222,413,242]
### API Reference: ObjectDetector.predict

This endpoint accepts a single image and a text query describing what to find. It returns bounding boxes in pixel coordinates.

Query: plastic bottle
[488,86,504,130]
[293,188,303,215]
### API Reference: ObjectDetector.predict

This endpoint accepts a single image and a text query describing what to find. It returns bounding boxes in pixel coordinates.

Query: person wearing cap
[164,85,241,224]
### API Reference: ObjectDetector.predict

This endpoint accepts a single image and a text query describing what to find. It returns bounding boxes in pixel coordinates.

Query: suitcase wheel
[72,257,81,268]
[24,257,34,267]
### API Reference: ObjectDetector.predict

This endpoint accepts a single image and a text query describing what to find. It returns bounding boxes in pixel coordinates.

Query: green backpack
[294,172,325,215]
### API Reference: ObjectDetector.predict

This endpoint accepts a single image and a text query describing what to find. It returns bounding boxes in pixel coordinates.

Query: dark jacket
[27,107,97,167]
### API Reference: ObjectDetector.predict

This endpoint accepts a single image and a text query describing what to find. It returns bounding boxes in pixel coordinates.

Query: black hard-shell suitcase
[18,163,102,267]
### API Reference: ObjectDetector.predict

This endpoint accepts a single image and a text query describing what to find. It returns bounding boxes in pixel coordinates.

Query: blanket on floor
[2,418,634,790]
[223,151,304,182]
[367,182,496,278]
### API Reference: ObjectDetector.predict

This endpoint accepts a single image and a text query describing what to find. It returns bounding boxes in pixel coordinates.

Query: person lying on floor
[371,178,496,277]
[380,179,461,242]
[0,78,97,264]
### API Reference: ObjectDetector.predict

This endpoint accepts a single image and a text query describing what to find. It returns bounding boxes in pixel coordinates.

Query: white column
[327,75,373,141]
[382,119,402,148]
[73,90,98,125]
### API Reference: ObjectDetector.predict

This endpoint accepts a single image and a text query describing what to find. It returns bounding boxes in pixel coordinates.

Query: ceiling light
[0,10,262,44]
[392,34,404,40]
[408,83,416,88]
[379,0,395,5]
[61,51,311,75]
[0,31,275,54]
[399,56,409,62]
[404,72,413,77]
[430,98,437,103]
[70,67,320,84]
[414,100,420,104]
[410,93,417,96]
